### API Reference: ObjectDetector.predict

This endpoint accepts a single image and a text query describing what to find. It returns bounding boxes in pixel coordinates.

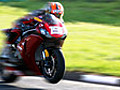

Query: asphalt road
[0,76,120,90]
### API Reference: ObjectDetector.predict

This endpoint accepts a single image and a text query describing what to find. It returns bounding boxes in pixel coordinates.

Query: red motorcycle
[0,14,67,84]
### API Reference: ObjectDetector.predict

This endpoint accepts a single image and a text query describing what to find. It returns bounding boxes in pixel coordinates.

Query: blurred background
[1,0,120,76]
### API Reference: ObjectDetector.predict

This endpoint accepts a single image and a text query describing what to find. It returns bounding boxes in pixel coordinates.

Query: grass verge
[63,22,120,76]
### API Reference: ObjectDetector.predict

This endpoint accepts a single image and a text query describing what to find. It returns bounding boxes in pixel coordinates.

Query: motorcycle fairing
[17,34,43,75]
[35,14,67,39]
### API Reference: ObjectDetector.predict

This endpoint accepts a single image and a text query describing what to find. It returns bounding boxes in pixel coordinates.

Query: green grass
[1,0,120,76]
[63,1,120,26]
[1,0,120,26]
[0,32,5,51]
[63,22,120,76]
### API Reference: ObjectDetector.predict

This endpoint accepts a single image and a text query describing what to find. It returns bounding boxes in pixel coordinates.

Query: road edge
[64,71,120,86]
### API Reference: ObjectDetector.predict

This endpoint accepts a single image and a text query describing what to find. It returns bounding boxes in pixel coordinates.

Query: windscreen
[43,14,58,25]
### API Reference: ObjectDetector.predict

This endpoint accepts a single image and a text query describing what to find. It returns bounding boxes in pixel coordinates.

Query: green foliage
[1,0,120,25]
[86,0,118,2]
[63,0,120,26]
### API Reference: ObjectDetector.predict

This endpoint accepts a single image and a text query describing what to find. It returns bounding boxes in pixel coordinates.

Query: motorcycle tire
[0,65,18,83]
[1,74,18,83]
[41,48,65,84]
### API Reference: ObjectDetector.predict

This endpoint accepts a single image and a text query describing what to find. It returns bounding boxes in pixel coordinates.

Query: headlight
[40,28,52,38]
[40,28,46,35]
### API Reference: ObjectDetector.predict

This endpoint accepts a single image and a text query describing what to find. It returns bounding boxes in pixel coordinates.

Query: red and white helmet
[44,2,64,19]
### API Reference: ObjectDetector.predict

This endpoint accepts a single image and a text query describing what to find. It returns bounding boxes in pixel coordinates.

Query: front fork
[42,49,51,68]
[42,49,49,60]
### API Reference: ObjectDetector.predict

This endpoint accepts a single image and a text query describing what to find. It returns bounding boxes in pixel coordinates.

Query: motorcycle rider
[1,2,65,59]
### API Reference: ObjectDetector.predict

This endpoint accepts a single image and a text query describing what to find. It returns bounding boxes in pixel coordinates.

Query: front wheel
[41,48,65,84]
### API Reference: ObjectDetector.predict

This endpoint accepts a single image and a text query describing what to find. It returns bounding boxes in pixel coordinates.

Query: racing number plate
[50,26,63,35]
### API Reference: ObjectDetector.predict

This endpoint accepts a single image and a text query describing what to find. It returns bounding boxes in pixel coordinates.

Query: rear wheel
[41,48,65,84]
[0,65,18,83]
